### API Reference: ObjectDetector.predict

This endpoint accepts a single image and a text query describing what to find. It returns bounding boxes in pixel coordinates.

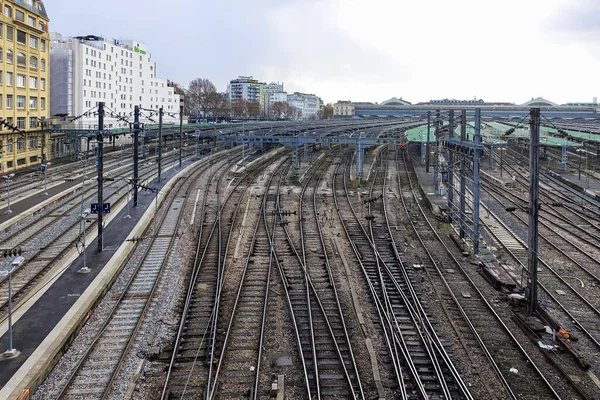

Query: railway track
[276,150,364,398]
[477,153,600,352]
[206,159,289,398]
[160,150,283,399]
[362,150,470,399]
[54,191,188,398]
[400,148,568,399]
[46,150,234,399]
[0,152,207,320]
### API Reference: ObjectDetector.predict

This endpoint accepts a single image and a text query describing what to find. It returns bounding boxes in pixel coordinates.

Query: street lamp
[41,162,51,195]
[78,208,91,273]
[125,178,132,219]
[3,173,15,213]
[1,256,24,358]
[576,148,585,181]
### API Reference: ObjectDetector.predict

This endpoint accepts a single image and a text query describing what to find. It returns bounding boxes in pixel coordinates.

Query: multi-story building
[227,76,264,111]
[287,92,322,119]
[263,81,286,118]
[50,33,181,129]
[0,0,51,172]
[333,101,355,117]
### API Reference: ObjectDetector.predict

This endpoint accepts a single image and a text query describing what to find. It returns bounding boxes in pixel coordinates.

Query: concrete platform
[0,155,201,399]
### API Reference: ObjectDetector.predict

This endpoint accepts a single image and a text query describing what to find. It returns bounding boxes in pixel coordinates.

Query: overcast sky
[48,0,598,105]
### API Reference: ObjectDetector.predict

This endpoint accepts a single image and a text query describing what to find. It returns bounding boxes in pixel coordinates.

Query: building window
[30,56,37,69]
[16,74,25,87]
[4,5,12,18]
[16,118,25,130]
[29,119,37,131]
[6,49,12,64]
[30,76,37,88]
[7,141,12,153]
[28,16,36,27]
[40,39,45,52]
[6,95,12,109]
[40,97,45,109]
[41,78,45,90]
[30,35,38,49]
[16,30,26,45]
[6,26,13,41]
[29,97,37,109]
[0,48,2,62]
[40,59,45,71]
[0,23,3,38]
[17,95,25,108]
[38,21,44,31]
[17,52,25,66]
[15,10,24,22]
[6,72,12,86]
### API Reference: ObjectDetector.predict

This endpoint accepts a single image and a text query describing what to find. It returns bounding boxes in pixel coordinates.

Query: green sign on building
[134,46,147,55]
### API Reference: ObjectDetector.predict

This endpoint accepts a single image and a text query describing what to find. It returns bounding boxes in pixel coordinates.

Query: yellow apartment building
[0,0,50,172]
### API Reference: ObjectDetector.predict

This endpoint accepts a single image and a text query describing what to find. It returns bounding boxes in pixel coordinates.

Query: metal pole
[578,151,582,180]
[125,180,132,218]
[426,111,431,173]
[133,106,140,207]
[179,103,183,168]
[586,151,589,189]
[500,149,504,177]
[8,269,13,352]
[6,179,11,213]
[473,108,481,255]
[40,117,46,166]
[82,216,87,270]
[43,167,47,195]
[528,108,541,315]
[158,107,163,182]
[97,102,104,252]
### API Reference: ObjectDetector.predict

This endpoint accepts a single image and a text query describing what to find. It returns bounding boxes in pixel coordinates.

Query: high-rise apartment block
[227,76,264,111]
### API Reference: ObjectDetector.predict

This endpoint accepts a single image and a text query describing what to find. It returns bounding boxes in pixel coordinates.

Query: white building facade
[50,33,181,129]
[263,82,286,118]
[287,92,322,119]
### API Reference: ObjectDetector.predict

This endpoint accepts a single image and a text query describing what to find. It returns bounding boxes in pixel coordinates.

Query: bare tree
[247,101,261,119]
[231,99,248,119]
[271,101,285,120]
[216,97,231,121]
[317,103,333,120]
[187,78,217,121]
[206,91,223,121]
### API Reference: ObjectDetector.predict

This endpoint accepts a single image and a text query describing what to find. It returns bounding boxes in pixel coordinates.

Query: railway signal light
[363,195,381,204]
[2,248,22,258]
[504,128,516,136]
